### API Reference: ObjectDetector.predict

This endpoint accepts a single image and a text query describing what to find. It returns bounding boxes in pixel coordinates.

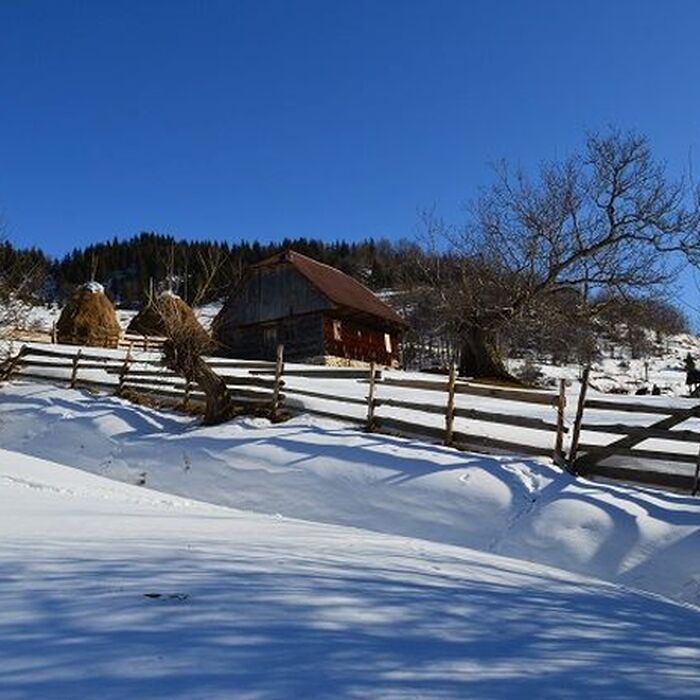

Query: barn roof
[253,250,407,326]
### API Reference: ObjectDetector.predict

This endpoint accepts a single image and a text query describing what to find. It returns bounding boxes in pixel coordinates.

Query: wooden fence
[5,344,283,415]
[7,341,700,494]
[3,342,568,463]
[568,367,700,494]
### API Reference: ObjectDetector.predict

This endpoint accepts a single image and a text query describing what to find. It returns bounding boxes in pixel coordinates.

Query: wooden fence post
[366,361,377,431]
[69,349,82,389]
[144,335,150,353]
[567,365,590,473]
[117,345,133,396]
[0,344,27,381]
[51,323,57,344]
[270,344,285,419]
[444,363,457,446]
[554,378,566,463]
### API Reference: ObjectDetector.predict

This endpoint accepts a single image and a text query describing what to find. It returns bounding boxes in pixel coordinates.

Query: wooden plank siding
[322,316,400,367]
[213,256,405,366]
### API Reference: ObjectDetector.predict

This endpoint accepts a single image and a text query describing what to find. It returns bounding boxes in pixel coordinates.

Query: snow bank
[2,447,700,699]
[1,382,699,607]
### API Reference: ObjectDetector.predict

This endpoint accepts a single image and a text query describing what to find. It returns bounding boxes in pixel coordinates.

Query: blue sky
[2,0,700,308]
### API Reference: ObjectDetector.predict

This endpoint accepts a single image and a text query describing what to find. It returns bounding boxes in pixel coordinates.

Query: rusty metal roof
[253,250,407,326]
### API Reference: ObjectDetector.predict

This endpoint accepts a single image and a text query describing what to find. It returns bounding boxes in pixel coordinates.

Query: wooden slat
[583,398,691,415]
[377,416,551,457]
[380,377,447,392]
[21,359,123,371]
[298,407,366,425]
[123,376,188,389]
[376,397,445,416]
[24,346,135,363]
[381,377,558,405]
[254,368,376,379]
[454,382,558,406]
[581,423,700,443]
[376,396,564,432]
[228,387,277,401]
[222,375,278,389]
[15,371,118,393]
[576,443,697,464]
[21,346,82,361]
[582,464,696,491]
[110,368,179,378]
[18,359,72,369]
[122,334,167,342]
[204,358,275,370]
[122,384,204,401]
[74,378,121,393]
[284,387,368,406]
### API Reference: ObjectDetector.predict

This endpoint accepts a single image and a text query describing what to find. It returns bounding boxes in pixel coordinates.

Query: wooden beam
[444,364,457,446]
[568,365,590,472]
[284,387,367,406]
[366,362,377,431]
[581,423,700,443]
[584,464,696,492]
[584,398,689,415]
[554,378,566,463]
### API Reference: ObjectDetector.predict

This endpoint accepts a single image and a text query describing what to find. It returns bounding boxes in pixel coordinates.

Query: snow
[81,280,105,294]
[2,445,700,698]
[1,382,700,609]
[509,332,700,397]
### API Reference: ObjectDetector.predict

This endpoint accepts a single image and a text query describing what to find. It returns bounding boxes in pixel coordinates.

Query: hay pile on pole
[127,291,207,340]
[56,282,121,347]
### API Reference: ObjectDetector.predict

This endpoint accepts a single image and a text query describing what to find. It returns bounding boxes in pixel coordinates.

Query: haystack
[127,291,207,340]
[56,282,121,347]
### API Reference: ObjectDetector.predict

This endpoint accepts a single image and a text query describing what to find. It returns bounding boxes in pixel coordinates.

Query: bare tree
[0,224,48,355]
[150,247,238,425]
[425,129,700,378]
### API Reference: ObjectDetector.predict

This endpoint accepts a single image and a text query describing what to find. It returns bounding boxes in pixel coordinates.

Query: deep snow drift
[1,382,699,608]
[2,446,700,699]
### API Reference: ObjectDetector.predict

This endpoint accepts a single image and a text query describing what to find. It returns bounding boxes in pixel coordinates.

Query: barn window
[384,333,392,353]
[332,320,342,341]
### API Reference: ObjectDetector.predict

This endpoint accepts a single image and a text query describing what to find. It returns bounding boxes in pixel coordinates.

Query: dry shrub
[56,284,121,347]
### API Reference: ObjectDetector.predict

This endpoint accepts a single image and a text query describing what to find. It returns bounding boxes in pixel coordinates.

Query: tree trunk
[458,323,512,380]
[192,357,238,425]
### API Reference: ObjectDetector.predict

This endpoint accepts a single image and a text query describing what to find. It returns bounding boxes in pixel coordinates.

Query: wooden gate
[570,382,700,494]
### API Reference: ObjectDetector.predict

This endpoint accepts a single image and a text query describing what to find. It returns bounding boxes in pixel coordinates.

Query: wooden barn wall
[224,265,331,328]
[226,313,325,361]
[322,316,401,366]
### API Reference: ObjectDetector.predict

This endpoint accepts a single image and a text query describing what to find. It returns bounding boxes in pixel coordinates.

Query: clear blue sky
[2,0,700,297]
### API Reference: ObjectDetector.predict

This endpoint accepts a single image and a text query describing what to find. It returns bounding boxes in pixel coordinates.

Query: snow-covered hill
[2,382,699,609]
[509,332,700,397]
[2,445,700,699]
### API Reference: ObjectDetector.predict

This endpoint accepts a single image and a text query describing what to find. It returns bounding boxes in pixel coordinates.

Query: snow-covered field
[3,434,700,699]
[3,318,700,696]
[2,382,700,607]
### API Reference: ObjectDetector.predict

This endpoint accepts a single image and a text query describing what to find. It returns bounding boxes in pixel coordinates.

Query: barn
[212,250,407,366]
